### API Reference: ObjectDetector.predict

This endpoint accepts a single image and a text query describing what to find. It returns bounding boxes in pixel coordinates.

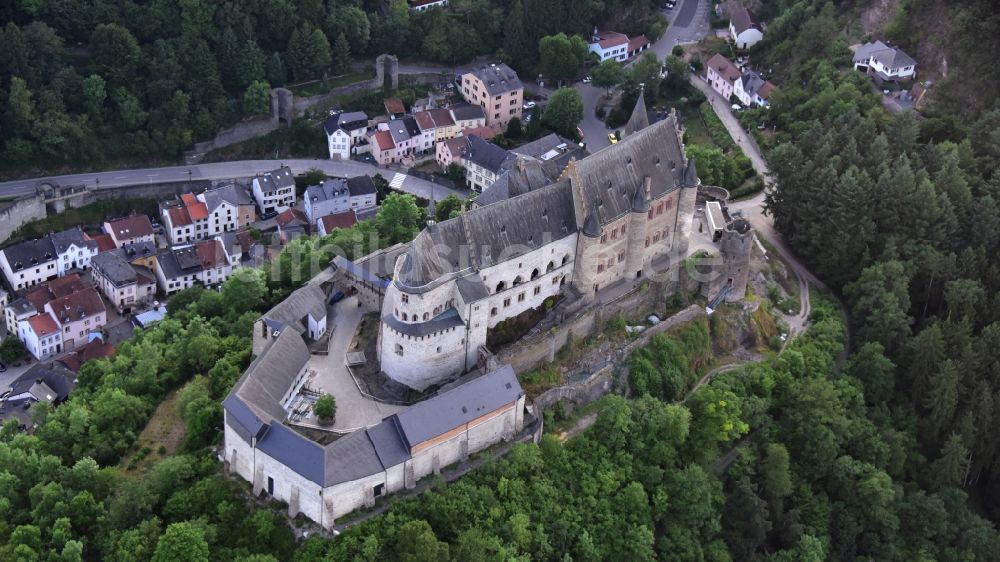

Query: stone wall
[532,304,706,412]
[0,195,46,245]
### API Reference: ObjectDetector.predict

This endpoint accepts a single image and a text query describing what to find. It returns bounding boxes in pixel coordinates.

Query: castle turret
[624,177,652,279]
[674,157,699,256]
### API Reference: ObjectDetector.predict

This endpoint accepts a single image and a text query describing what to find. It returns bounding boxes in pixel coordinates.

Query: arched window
[560,276,567,286]
[395,344,403,356]
[530,268,539,280]
[402,312,408,321]
[547,261,555,272]
[491,307,498,316]
[562,255,569,265]
[513,276,522,286]
[496,281,506,292]
[423,312,429,321]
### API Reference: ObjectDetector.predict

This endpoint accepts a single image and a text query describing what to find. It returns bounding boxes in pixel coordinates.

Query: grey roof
[624,92,650,137]
[257,423,326,483]
[92,251,137,286]
[119,241,157,260]
[2,237,57,271]
[261,283,327,335]
[401,115,421,137]
[346,175,377,196]
[49,227,97,254]
[323,111,369,135]
[333,255,391,288]
[455,272,490,302]
[465,63,523,96]
[156,247,201,280]
[201,184,248,213]
[852,40,916,70]
[227,327,310,423]
[465,136,514,174]
[730,6,761,34]
[450,103,486,122]
[6,364,75,402]
[366,419,411,468]
[354,243,410,280]
[307,178,349,203]
[323,428,385,486]
[509,133,585,180]
[475,157,551,207]
[7,298,35,317]
[739,70,767,97]
[387,119,413,144]
[397,179,577,287]
[257,166,295,193]
[393,364,522,447]
[383,307,465,337]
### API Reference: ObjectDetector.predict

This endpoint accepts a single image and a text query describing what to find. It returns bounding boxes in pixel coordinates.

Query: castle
[378,109,705,390]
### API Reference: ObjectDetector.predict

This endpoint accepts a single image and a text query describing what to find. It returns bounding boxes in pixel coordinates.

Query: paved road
[578,0,713,152]
[0,159,465,203]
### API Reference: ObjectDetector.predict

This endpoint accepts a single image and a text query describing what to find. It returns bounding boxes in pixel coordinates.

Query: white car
[523,101,536,110]
[582,76,592,83]
[731,104,743,111]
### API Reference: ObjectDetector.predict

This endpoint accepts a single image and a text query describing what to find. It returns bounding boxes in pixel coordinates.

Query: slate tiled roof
[707,54,741,82]
[730,6,762,34]
[323,111,369,135]
[256,167,295,193]
[464,136,513,174]
[49,227,97,254]
[92,251,138,286]
[449,103,486,122]
[260,283,327,336]
[465,63,523,95]
[346,175,376,196]
[623,91,650,137]
[6,364,75,402]
[227,327,310,424]
[2,237,57,271]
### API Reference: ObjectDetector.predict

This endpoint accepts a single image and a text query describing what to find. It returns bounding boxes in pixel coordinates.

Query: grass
[288,71,373,97]
[5,198,159,247]
[119,390,186,476]
[699,102,736,151]
[519,366,564,397]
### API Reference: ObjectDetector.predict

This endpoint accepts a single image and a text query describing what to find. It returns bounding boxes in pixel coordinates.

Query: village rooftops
[90,234,116,253]
[256,167,295,193]
[25,274,87,312]
[106,215,154,240]
[49,227,97,255]
[157,246,201,280]
[201,183,253,213]
[120,241,157,260]
[319,210,358,232]
[5,364,75,403]
[465,63,523,96]
[92,251,139,286]
[450,103,486,122]
[59,339,116,372]
[592,30,629,49]
[730,6,762,34]
[428,108,456,127]
[384,97,406,115]
[27,313,59,337]
[3,237,56,271]
[323,111,369,135]
[47,287,105,323]
[464,136,513,174]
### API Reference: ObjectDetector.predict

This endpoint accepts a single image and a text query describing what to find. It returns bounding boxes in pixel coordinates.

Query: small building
[103,215,155,248]
[59,337,116,372]
[43,287,107,352]
[18,313,63,359]
[463,136,514,192]
[734,70,777,108]
[91,250,157,313]
[134,306,168,329]
[200,183,254,233]
[852,40,917,81]
[252,167,296,215]
[449,103,487,132]
[729,6,763,49]
[459,64,524,132]
[316,210,359,236]
[628,35,650,59]
[49,227,99,275]
[706,54,742,100]
[384,97,406,118]
[162,193,210,245]
[324,111,370,160]
[436,136,469,169]
[588,29,630,62]
[408,0,448,11]
[90,233,117,253]
[252,283,328,355]
[304,176,377,224]
[370,130,398,166]
[0,364,75,432]
[705,201,727,241]
[414,108,459,143]
[0,237,59,291]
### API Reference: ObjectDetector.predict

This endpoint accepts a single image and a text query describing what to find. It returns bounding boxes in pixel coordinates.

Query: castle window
[600,233,607,243]
[562,255,569,265]
[436,346,442,353]
[401,294,409,303]
[618,251,625,263]
[496,281,506,292]
[423,312,429,321]
[513,276,522,286]
[619,225,625,235]
[598,264,605,273]
[607,258,614,267]
[645,237,650,248]
[491,307,498,316]
[395,344,404,356]
[500,225,506,233]
[402,313,408,321]
[531,268,539,280]
[653,232,661,242]
[503,298,511,307]
[547,261,554,272]
[534,286,541,295]
[518,292,525,302]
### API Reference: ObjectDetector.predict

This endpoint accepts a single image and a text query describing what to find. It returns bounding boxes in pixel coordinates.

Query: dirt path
[557,413,598,442]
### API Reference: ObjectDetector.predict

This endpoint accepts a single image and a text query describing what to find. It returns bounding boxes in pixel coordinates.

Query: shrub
[314,394,337,423]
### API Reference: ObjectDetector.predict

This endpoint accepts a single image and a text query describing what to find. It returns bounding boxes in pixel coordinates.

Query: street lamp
[188,169,192,182]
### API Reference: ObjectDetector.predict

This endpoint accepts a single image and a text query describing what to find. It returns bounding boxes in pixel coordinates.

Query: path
[557,412,598,442]
[0,159,466,203]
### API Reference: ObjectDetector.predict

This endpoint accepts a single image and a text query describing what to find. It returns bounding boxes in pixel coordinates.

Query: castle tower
[674,157,699,256]
[623,91,650,138]
[624,177,651,280]
[718,218,754,301]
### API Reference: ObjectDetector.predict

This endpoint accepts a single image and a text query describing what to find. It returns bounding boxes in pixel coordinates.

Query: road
[578,0,713,152]
[0,159,464,203]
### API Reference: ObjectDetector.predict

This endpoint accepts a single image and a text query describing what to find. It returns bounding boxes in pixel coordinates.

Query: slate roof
[323,111,369,135]
[332,254,392,288]
[365,419,411,468]
[7,298,35,318]
[465,63,523,96]
[853,40,917,70]
[120,241,157,261]
[730,6,762,34]
[624,91,650,137]
[383,307,464,337]
[201,183,248,213]
[346,175,376,196]
[49,227,97,255]
[393,364,522,448]
[475,157,553,207]
[440,136,469,159]
[450,103,486,122]
[106,215,154,240]
[707,54,741,82]
[464,136,513,174]
[740,70,768,97]
[227,327,310,424]
[256,167,295,194]
[261,283,327,335]
[92,251,138,286]
[2,237,57,271]
[455,273,490,301]
[257,422,326,483]
[387,118,414,144]
[156,247,201,280]
[6,364,75,402]
[323,428,386,486]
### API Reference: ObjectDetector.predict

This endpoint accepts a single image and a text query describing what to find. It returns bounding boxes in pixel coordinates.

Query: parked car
[330,291,346,304]
[608,132,619,145]
[731,104,743,111]
[582,76,592,84]
[523,101,537,110]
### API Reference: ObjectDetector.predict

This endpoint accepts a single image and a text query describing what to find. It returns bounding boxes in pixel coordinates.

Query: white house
[852,40,917,81]
[154,239,233,295]
[251,167,296,215]
[303,176,377,223]
[50,227,98,275]
[588,29,630,62]
[705,54,742,100]
[462,135,514,192]
[91,251,156,313]
[43,287,106,352]
[162,193,210,245]
[408,0,448,11]
[379,116,424,160]
[0,238,58,291]
[19,313,63,360]
[103,215,156,248]
[730,6,763,49]
[324,111,370,160]
[733,70,776,107]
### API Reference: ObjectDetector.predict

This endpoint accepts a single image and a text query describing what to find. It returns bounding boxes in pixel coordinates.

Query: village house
[734,69,777,107]
[852,40,917,81]
[252,167,296,215]
[18,313,62,360]
[0,227,99,291]
[154,239,233,295]
[3,275,85,333]
[705,54,742,100]
[459,64,523,132]
[462,135,514,192]
[384,97,406,119]
[436,136,469,169]
[42,287,107,352]
[324,111,370,160]
[304,176,377,223]
[103,215,155,248]
[91,250,157,313]
[316,210,358,236]
[628,35,651,59]
[414,108,458,142]
[162,193,210,245]
[0,364,75,431]
[729,6,764,49]
[200,183,253,232]
[371,130,397,166]
[588,29,630,62]
[50,227,99,275]
[408,0,448,11]
[378,116,424,162]
[450,103,487,131]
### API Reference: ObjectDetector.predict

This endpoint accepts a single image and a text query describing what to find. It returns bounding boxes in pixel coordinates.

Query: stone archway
[374,54,399,91]
[270,88,294,125]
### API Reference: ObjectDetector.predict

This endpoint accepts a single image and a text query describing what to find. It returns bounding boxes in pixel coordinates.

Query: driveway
[304,296,404,432]
[0,159,464,203]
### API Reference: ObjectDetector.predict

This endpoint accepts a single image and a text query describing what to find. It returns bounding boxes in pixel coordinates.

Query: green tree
[325,6,370,51]
[538,33,588,85]
[435,194,463,222]
[591,58,625,96]
[505,116,523,139]
[286,24,332,82]
[243,80,272,117]
[332,32,351,75]
[89,24,141,87]
[152,522,209,562]
[376,192,425,245]
[82,74,107,120]
[4,77,35,138]
[268,52,288,87]
[542,88,583,137]
[445,163,466,184]
[630,51,664,99]
[387,520,448,562]
[314,394,336,423]
[0,336,27,363]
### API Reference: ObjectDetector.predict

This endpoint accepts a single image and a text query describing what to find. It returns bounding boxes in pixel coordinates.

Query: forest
[0,0,663,172]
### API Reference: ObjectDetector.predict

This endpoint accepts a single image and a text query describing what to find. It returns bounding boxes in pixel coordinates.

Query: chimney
[644,176,652,202]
